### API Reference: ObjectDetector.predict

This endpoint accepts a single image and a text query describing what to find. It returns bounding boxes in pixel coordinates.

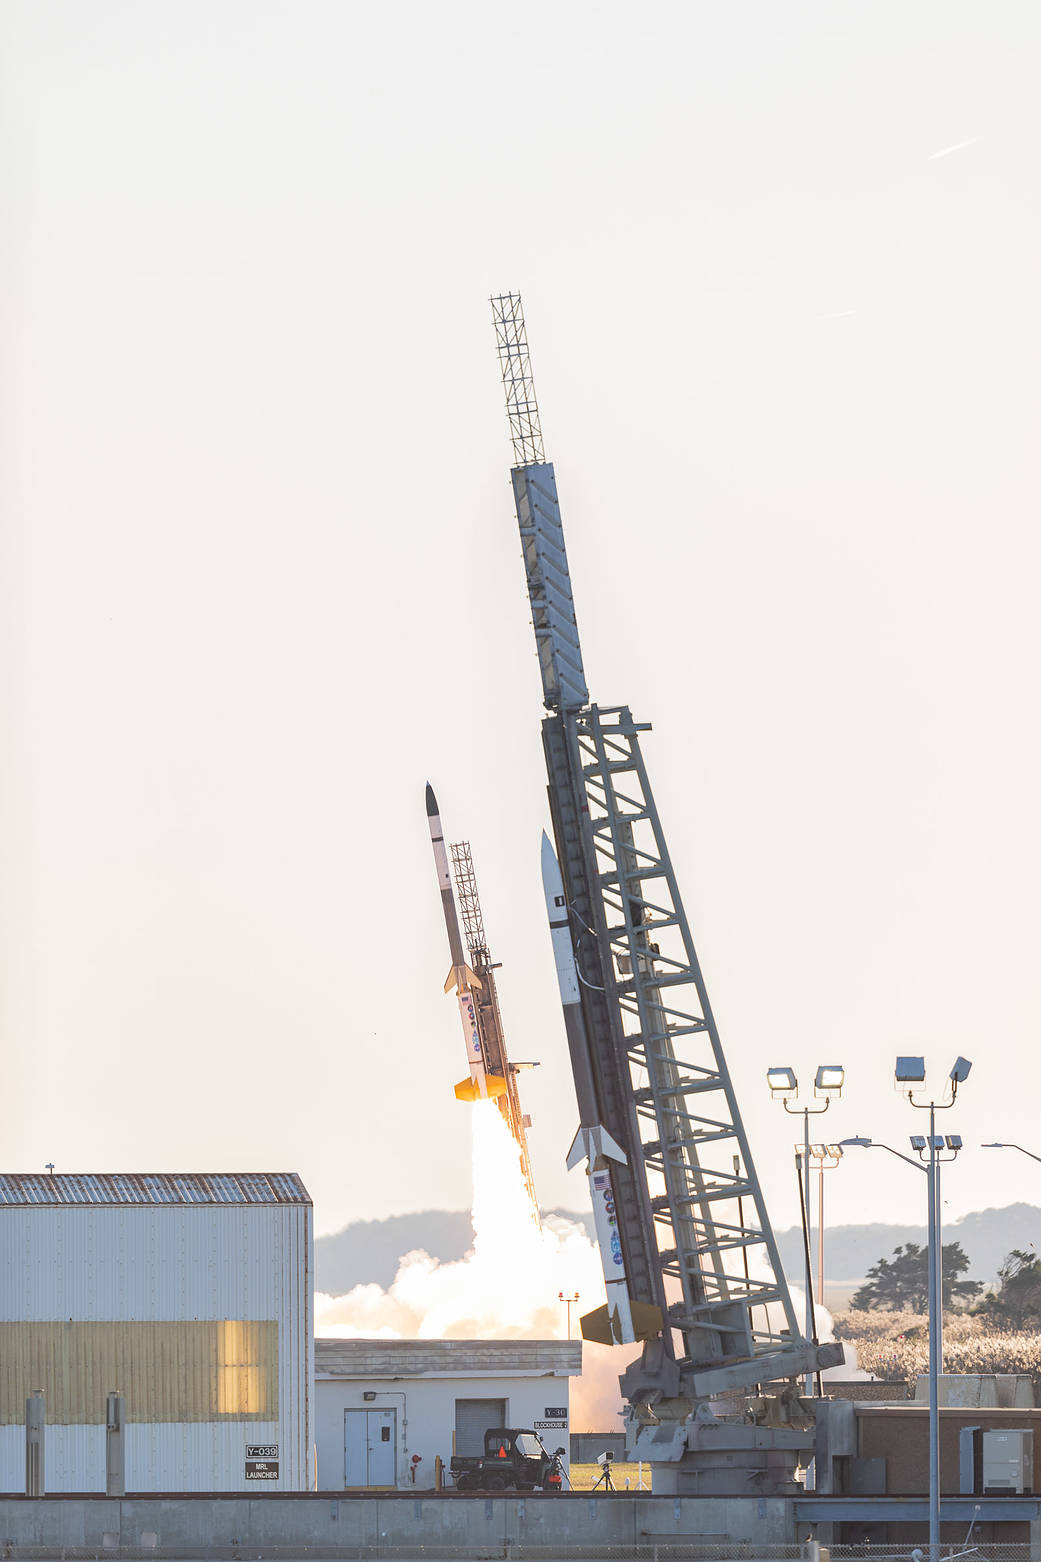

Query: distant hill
[315,1203,1041,1296]
[315,1209,596,1294]
[774,1202,1041,1285]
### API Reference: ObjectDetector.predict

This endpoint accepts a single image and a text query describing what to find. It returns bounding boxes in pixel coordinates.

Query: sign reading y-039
[245,1445,279,1482]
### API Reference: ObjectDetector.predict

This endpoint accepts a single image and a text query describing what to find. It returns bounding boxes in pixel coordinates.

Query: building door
[344,1408,397,1487]
[455,1398,506,1457]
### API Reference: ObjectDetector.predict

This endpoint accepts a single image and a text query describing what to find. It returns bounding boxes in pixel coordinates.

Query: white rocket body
[541,832,637,1345]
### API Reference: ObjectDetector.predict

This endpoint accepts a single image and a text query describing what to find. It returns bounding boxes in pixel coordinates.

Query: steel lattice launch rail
[450,837,540,1215]
[425,784,540,1217]
[488,293,841,1476]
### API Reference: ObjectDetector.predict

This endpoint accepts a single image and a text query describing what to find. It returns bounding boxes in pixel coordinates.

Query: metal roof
[0,1172,311,1207]
[315,1338,582,1378]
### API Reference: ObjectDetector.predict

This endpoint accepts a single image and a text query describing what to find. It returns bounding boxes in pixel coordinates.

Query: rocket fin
[580,1301,663,1345]
[445,964,482,996]
[567,1124,629,1171]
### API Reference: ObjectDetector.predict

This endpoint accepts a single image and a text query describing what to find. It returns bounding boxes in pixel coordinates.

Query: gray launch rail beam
[489,294,841,1449]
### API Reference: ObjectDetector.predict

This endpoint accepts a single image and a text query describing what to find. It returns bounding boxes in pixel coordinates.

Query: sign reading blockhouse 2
[245,1444,279,1481]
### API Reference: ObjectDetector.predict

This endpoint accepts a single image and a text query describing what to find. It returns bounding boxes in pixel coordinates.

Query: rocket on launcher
[540,832,661,1346]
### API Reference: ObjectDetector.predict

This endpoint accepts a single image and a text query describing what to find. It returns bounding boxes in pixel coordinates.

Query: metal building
[314,1339,580,1490]
[0,1172,313,1492]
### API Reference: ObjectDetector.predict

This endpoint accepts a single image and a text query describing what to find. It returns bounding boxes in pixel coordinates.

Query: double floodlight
[767,1064,845,1103]
[809,1142,844,1159]
[894,1054,973,1100]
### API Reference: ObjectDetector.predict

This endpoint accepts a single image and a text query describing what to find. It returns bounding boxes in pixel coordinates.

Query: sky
[1,1,1039,1244]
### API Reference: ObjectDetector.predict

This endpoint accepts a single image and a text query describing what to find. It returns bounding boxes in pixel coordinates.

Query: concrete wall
[315,1375,571,1490]
[0,1492,797,1554]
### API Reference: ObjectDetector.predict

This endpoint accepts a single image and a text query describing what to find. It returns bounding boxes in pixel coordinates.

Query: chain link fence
[0,1545,1038,1562]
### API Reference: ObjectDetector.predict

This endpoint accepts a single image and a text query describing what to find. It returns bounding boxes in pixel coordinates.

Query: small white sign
[534,1419,567,1430]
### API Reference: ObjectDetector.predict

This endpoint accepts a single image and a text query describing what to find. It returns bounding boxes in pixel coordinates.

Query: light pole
[558,1292,578,1338]
[807,1144,843,1305]
[767,1065,845,1392]
[982,1142,1041,1164]
[843,1052,971,1562]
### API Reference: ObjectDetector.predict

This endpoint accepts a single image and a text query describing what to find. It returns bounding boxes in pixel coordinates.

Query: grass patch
[568,1462,652,1492]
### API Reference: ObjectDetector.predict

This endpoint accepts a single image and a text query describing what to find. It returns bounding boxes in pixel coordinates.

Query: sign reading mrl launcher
[245,1445,278,1481]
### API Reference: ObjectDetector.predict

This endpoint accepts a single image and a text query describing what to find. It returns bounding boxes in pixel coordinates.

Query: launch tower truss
[489,292,839,1423]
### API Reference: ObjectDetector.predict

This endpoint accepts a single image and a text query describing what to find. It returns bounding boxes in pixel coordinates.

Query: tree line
[850,1242,1041,1327]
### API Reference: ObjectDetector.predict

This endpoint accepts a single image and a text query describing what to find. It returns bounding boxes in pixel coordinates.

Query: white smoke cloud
[315,1104,624,1430]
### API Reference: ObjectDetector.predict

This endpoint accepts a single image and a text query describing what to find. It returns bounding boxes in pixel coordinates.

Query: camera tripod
[590,1460,615,1492]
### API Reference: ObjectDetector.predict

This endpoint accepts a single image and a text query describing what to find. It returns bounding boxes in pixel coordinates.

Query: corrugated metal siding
[0,1172,309,1206]
[315,1338,582,1378]
[0,1202,312,1492]
[0,1321,277,1423]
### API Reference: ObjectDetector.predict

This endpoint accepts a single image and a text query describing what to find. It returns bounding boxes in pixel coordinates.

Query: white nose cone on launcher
[426,784,506,1103]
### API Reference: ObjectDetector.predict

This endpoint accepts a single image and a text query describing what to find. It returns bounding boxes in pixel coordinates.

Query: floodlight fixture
[814,1065,845,1097]
[945,1134,963,1150]
[811,1142,827,1157]
[827,1144,844,1158]
[895,1056,927,1086]
[767,1067,798,1098]
[910,1134,927,1151]
[949,1057,972,1085]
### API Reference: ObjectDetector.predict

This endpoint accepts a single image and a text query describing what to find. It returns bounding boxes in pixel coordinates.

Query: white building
[0,1171,313,1493]
[314,1338,581,1490]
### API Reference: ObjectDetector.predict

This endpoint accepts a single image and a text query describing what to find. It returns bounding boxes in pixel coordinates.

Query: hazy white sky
[2,1,1039,1242]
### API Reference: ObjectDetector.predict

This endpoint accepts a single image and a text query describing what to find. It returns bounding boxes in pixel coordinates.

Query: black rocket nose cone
[425,783,439,818]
